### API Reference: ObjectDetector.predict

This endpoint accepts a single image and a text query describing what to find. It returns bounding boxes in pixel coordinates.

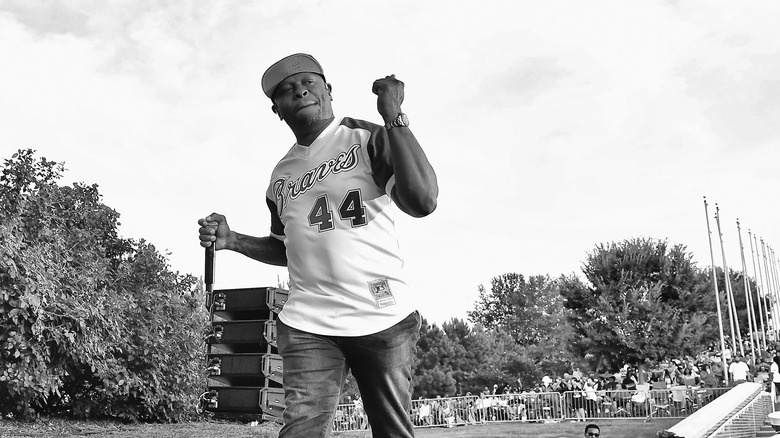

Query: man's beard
[289,105,331,127]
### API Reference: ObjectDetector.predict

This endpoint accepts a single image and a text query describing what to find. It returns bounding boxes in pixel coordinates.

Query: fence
[707,391,772,438]
[332,386,737,431]
[666,382,773,438]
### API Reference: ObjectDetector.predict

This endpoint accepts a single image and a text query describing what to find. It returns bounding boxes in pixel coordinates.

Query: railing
[666,383,772,438]
[707,391,772,438]
[332,386,740,431]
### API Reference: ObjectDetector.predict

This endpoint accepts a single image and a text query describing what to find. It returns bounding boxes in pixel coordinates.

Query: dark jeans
[277,311,421,438]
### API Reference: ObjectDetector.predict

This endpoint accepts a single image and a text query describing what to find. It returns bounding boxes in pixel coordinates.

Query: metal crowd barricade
[559,386,733,421]
[330,386,734,431]
[411,396,475,428]
[408,392,564,429]
[332,403,369,431]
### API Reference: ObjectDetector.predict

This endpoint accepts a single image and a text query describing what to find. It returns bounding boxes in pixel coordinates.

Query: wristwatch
[384,113,409,130]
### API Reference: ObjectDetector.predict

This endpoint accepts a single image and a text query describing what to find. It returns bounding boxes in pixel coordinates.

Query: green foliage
[440,318,489,393]
[0,149,209,421]
[469,273,571,347]
[560,237,716,371]
[467,273,574,386]
[412,318,457,398]
[413,317,536,397]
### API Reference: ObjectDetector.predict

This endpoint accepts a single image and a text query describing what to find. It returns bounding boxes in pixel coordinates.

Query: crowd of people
[332,342,780,431]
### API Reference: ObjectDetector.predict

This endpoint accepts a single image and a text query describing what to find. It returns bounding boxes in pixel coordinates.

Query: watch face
[399,113,409,126]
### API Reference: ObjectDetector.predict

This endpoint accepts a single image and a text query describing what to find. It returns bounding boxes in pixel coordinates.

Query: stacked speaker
[201,286,288,422]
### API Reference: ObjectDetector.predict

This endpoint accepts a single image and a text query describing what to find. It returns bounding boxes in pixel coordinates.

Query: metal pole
[749,230,768,352]
[737,219,757,366]
[769,247,780,347]
[715,204,742,355]
[762,239,778,344]
[754,234,771,345]
[704,197,729,385]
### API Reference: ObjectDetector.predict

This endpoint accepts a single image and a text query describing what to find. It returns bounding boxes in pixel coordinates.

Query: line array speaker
[201,286,288,422]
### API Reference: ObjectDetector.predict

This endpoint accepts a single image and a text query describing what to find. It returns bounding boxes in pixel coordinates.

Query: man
[198,53,438,438]
[729,355,751,384]
[584,423,601,437]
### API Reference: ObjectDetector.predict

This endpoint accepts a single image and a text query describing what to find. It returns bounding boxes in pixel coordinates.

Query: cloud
[676,54,780,150]
[1,0,92,36]
[476,56,574,107]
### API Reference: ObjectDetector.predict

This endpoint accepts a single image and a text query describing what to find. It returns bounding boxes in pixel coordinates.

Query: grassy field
[0,418,679,437]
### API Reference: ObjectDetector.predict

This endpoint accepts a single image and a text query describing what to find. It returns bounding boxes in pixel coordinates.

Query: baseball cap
[262,53,325,98]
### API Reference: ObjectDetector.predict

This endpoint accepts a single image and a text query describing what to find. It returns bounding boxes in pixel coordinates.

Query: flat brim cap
[262,53,325,98]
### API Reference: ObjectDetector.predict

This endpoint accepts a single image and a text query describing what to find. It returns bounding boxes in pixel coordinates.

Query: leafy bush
[0,149,209,421]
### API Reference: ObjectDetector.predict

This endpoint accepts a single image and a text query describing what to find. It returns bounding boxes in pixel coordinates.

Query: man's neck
[290,116,335,146]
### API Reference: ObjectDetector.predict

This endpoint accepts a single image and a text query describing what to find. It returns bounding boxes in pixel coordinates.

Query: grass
[0,418,679,437]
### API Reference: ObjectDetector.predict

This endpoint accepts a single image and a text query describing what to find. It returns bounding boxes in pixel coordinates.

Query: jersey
[266,116,415,336]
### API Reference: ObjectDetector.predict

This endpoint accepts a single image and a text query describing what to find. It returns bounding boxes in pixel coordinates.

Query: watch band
[385,113,409,130]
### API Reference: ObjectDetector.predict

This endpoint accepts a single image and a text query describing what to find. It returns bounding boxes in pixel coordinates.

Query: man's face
[272,72,333,125]
[585,426,600,437]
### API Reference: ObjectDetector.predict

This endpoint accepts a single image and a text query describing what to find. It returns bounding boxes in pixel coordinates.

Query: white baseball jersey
[266,117,415,336]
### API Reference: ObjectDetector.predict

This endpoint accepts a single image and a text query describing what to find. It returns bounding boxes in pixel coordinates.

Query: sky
[1,0,779,325]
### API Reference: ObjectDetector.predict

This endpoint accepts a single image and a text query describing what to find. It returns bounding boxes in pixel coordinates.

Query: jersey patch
[368,278,396,308]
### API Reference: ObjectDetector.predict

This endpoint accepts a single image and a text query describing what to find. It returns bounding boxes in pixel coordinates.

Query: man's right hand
[198,213,231,250]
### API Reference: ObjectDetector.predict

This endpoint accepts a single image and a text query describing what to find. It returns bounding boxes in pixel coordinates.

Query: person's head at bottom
[584,423,600,437]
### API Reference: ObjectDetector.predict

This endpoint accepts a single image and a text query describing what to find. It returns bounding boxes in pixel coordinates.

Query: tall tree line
[412,238,761,397]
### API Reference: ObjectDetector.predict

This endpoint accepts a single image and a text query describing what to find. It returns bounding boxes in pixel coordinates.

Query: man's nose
[295,86,309,98]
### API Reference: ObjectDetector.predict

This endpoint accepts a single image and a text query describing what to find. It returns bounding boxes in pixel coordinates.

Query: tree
[440,318,486,394]
[560,237,717,372]
[0,149,208,421]
[466,273,574,387]
[412,318,456,398]
[468,273,570,347]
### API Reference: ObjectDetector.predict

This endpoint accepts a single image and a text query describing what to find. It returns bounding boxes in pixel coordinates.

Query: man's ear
[271,105,283,120]
[327,83,333,100]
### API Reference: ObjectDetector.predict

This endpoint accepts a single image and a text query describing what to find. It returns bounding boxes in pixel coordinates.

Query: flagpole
[749,230,767,352]
[715,204,742,355]
[754,234,771,343]
[704,197,729,383]
[761,239,777,341]
[769,246,780,345]
[736,220,757,364]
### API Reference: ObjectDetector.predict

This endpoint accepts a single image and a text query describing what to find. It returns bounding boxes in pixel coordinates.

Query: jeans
[277,311,421,438]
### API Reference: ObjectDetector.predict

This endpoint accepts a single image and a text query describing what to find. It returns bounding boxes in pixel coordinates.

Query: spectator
[417,398,433,426]
[570,377,586,421]
[711,356,726,383]
[662,369,673,387]
[621,371,637,390]
[729,355,751,383]
[699,364,718,388]
[584,377,599,417]
[682,365,700,385]
[541,375,554,392]
[443,397,462,426]
[604,375,619,391]
[584,423,601,437]
[463,394,477,424]
[353,394,368,429]
[475,392,492,423]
